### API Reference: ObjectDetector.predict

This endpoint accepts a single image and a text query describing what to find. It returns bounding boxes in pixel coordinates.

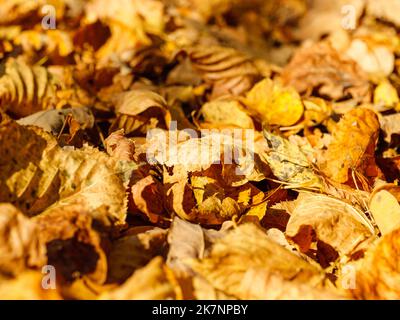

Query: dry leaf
[262,130,323,190]
[33,205,107,284]
[0,203,45,277]
[109,89,171,137]
[369,187,400,235]
[200,97,254,129]
[0,58,60,117]
[100,257,178,300]
[107,226,167,283]
[281,42,371,102]
[187,45,260,98]
[321,108,381,186]
[0,119,135,225]
[286,193,375,259]
[188,223,329,299]
[244,78,304,126]
[348,227,400,299]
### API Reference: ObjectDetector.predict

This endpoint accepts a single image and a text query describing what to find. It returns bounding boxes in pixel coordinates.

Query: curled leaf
[321,108,381,186]
[109,89,171,137]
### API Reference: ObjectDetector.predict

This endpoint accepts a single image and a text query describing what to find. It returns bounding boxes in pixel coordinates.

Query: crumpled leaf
[107,226,167,283]
[321,108,381,186]
[186,45,261,98]
[105,129,135,161]
[33,205,107,284]
[0,58,60,118]
[99,257,178,300]
[281,42,371,102]
[188,223,338,299]
[0,119,135,225]
[348,227,400,299]
[262,130,323,190]
[286,193,375,259]
[244,78,304,126]
[109,89,171,137]
[0,203,46,277]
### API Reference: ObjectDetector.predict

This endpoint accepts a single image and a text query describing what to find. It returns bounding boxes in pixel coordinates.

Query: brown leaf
[187,45,261,98]
[99,257,178,300]
[107,226,167,283]
[286,193,375,260]
[109,89,171,137]
[0,58,60,118]
[348,227,400,299]
[281,42,371,102]
[188,223,330,299]
[0,119,135,225]
[33,205,107,284]
[0,203,46,277]
[320,108,381,186]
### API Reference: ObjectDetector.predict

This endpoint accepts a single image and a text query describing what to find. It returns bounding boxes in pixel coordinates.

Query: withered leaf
[100,257,178,300]
[281,42,371,102]
[109,89,171,137]
[0,119,135,225]
[286,193,375,258]
[262,130,323,190]
[0,58,60,118]
[188,223,329,299]
[33,205,107,284]
[0,203,46,277]
[321,108,381,186]
[348,227,400,299]
[245,78,304,127]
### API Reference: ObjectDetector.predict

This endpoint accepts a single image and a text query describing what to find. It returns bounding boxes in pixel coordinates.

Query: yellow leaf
[373,80,400,111]
[188,223,335,299]
[369,190,400,235]
[245,78,304,126]
[99,257,179,300]
[262,130,323,190]
[0,120,135,225]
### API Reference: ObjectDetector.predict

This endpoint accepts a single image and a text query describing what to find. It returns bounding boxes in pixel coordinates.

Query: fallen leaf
[262,130,323,190]
[281,42,371,102]
[321,108,381,186]
[348,227,400,299]
[286,193,375,260]
[99,257,178,300]
[244,78,304,126]
[0,58,60,118]
[0,203,45,277]
[109,89,171,137]
[188,223,329,299]
[369,187,400,235]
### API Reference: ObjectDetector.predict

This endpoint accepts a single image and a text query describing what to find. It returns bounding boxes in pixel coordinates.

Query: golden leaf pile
[1,0,400,300]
